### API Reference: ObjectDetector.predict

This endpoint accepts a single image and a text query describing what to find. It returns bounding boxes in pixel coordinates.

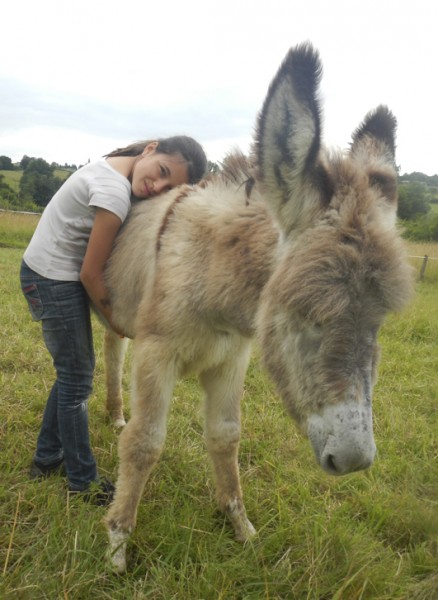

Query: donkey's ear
[351,106,398,226]
[254,43,330,236]
[350,106,397,165]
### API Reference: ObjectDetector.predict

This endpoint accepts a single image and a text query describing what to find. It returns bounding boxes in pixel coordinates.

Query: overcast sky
[1,0,437,174]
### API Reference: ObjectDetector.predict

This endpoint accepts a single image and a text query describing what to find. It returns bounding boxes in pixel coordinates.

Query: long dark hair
[105,136,207,184]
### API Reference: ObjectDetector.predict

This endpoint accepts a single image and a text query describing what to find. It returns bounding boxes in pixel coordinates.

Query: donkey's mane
[210,151,256,201]
[218,151,253,185]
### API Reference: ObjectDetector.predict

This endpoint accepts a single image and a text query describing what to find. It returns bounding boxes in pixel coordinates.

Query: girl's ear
[142,141,158,156]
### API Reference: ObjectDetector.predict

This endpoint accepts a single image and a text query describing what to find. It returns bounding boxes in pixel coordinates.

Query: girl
[20,136,207,504]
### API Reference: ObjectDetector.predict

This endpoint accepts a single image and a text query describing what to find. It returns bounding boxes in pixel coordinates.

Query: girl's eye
[159,165,166,177]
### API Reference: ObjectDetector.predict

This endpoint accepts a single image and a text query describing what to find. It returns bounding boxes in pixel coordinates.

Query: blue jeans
[20,260,97,490]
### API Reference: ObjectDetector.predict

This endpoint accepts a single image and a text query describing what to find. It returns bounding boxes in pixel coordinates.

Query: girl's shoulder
[77,159,121,179]
[71,160,131,193]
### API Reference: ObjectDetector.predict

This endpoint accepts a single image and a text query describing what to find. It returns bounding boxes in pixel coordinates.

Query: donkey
[103,43,413,572]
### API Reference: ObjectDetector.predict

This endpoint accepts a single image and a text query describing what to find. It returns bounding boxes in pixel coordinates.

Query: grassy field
[404,241,438,283]
[0,212,41,248]
[0,168,72,192]
[0,214,437,599]
[0,170,22,193]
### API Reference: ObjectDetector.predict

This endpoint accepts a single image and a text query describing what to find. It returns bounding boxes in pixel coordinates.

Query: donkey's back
[106,169,278,359]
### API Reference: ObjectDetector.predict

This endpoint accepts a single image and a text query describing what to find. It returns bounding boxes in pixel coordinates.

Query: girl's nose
[153,179,171,194]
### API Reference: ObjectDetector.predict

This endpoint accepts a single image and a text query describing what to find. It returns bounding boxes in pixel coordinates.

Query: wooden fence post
[419,255,428,280]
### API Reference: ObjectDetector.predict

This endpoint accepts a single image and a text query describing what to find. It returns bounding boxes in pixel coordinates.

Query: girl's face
[130,143,189,199]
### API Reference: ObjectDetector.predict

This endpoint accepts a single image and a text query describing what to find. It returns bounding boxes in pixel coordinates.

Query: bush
[398,182,430,220]
[401,212,438,241]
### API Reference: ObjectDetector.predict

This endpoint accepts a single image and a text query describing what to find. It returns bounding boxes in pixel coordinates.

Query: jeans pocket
[22,282,44,321]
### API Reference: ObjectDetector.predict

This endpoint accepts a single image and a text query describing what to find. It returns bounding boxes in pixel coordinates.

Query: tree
[0,155,14,170]
[19,158,64,207]
[20,155,32,170]
[207,160,220,174]
[24,157,54,177]
[400,171,438,186]
[397,182,430,220]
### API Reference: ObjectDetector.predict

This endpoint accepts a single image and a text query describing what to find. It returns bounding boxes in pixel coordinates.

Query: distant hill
[0,166,73,212]
[0,168,72,189]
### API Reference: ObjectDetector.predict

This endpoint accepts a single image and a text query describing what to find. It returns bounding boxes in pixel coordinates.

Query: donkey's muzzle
[307,401,376,476]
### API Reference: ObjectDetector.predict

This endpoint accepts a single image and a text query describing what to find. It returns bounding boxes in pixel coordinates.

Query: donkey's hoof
[108,547,127,574]
[226,499,257,542]
[107,528,129,573]
[113,417,127,428]
[235,517,257,542]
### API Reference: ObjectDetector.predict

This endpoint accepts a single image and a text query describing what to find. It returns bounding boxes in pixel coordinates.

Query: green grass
[1,219,437,599]
[405,241,438,283]
[0,212,40,249]
[0,170,22,193]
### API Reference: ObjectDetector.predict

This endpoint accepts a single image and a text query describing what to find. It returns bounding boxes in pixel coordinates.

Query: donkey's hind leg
[104,339,176,572]
[104,329,129,427]
[200,341,256,542]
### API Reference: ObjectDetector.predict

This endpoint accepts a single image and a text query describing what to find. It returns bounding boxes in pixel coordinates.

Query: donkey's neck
[200,198,279,336]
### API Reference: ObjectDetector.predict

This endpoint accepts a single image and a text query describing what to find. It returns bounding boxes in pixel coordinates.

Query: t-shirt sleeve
[88,173,131,222]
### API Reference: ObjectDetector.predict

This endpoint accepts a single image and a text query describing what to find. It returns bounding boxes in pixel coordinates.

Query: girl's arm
[80,207,126,337]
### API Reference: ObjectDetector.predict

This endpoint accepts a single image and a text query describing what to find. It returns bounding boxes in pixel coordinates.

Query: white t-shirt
[24,159,132,281]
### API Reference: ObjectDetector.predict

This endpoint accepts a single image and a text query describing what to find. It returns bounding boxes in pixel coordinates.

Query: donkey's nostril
[324,454,339,474]
[321,447,376,475]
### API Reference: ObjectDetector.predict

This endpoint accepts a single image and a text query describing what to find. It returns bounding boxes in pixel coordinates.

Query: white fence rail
[408,255,438,280]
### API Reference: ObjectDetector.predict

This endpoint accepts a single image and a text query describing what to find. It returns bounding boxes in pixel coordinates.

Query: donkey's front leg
[104,341,175,573]
[200,345,256,542]
[104,416,166,572]
[104,329,129,427]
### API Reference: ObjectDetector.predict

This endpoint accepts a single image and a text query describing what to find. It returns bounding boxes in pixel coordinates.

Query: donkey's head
[255,44,413,475]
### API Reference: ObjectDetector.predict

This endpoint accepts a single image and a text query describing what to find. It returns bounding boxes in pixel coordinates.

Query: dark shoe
[29,458,66,480]
[68,478,115,507]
